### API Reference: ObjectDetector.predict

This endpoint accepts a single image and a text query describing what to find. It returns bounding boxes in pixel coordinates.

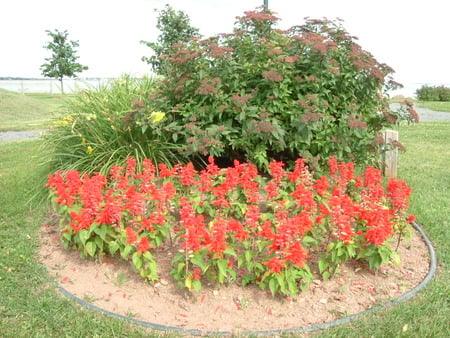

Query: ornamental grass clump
[146,7,412,172]
[46,156,414,297]
[41,75,188,176]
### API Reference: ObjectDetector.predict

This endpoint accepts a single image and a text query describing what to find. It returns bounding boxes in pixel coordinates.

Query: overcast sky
[1,0,449,95]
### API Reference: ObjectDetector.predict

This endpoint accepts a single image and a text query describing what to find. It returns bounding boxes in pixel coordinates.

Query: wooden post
[383,130,399,177]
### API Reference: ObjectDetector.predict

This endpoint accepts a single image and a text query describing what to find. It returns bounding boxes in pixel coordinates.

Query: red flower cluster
[46,156,414,296]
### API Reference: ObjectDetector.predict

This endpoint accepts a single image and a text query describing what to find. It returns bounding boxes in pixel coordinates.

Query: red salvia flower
[313,175,330,197]
[268,160,286,184]
[95,189,122,225]
[191,268,202,280]
[125,226,138,244]
[263,256,286,273]
[137,236,153,253]
[180,162,197,186]
[285,241,309,268]
[387,177,412,211]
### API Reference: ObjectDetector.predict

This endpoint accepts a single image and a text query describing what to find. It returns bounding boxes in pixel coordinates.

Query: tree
[40,29,88,94]
[140,4,200,75]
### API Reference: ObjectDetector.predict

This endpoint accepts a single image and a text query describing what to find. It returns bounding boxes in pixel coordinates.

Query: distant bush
[148,8,402,172]
[416,85,450,101]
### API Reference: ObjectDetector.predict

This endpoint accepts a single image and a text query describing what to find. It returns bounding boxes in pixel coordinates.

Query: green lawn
[416,101,450,113]
[0,90,67,131]
[0,122,449,337]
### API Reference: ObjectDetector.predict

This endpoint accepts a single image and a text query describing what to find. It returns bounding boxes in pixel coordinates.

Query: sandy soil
[38,224,430,336]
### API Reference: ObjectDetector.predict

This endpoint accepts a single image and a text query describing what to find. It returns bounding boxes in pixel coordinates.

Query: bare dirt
[38,224,430,335]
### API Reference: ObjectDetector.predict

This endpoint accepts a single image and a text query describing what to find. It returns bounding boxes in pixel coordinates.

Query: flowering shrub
[46,156,414,297]
[147,7,409,172]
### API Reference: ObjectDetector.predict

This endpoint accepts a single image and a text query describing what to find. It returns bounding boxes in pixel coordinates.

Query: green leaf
[85,241,96,257]
[287,279,298,297]
[192,279,202,292]
[302,235,317,245]
[217,258,228,284]
[143,251,153,262]
[390,251,401,266]
[275,273,286,294]
[94,226,107,241]
[147,259,158,281]
[108,240,120,255]
[318,259,329,274]
[245,250,253,263]
[368,254,382,270]
[322,271,331,281]
[132,252,143,270]
[269,277,278,296]
[191,252,207,271]
[177,262,185,274]
[94,236,104,252]
[222,248,237,257]
[184,277,192,290]
[121,244,133,259]
[347,244,356,257]
[379,245,392,263]
[78,229,90,245]
[62,230,72,242]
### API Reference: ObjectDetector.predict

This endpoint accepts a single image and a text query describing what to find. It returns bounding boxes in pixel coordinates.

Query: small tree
[40,29,88,94]
[140,4,200,75]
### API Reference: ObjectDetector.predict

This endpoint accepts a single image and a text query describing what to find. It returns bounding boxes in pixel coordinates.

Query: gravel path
[390,104,450,122]
[0,129,47,143]
[1,106,449,143]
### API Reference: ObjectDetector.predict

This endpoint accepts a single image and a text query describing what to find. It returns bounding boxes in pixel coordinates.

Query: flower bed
[46,156,414,297]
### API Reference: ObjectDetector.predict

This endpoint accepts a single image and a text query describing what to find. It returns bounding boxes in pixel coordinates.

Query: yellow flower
[85,113,97,121]
[53,114,73,126]
[86,146,94,155]
[149,111,165,124]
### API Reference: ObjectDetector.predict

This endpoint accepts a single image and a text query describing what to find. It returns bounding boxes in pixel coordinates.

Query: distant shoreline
[0,77,115,81]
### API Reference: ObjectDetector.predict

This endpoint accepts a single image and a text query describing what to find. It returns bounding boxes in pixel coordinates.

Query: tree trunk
[59,77,64,95]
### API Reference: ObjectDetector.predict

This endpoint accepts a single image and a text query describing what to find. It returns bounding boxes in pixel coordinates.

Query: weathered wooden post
[383,129,399,177]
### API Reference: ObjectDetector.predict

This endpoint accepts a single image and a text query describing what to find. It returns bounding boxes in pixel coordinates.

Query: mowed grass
[0,122,448,337]
[0,141,153,337]
[0,89,67,131]
[416,100,450,113]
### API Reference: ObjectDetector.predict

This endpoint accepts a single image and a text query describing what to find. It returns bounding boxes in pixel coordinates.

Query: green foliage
[40,29,88,94]
[40,75,188,175]
[148,8,403,172]
[141,4,200,75]
[416,85,450,101]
